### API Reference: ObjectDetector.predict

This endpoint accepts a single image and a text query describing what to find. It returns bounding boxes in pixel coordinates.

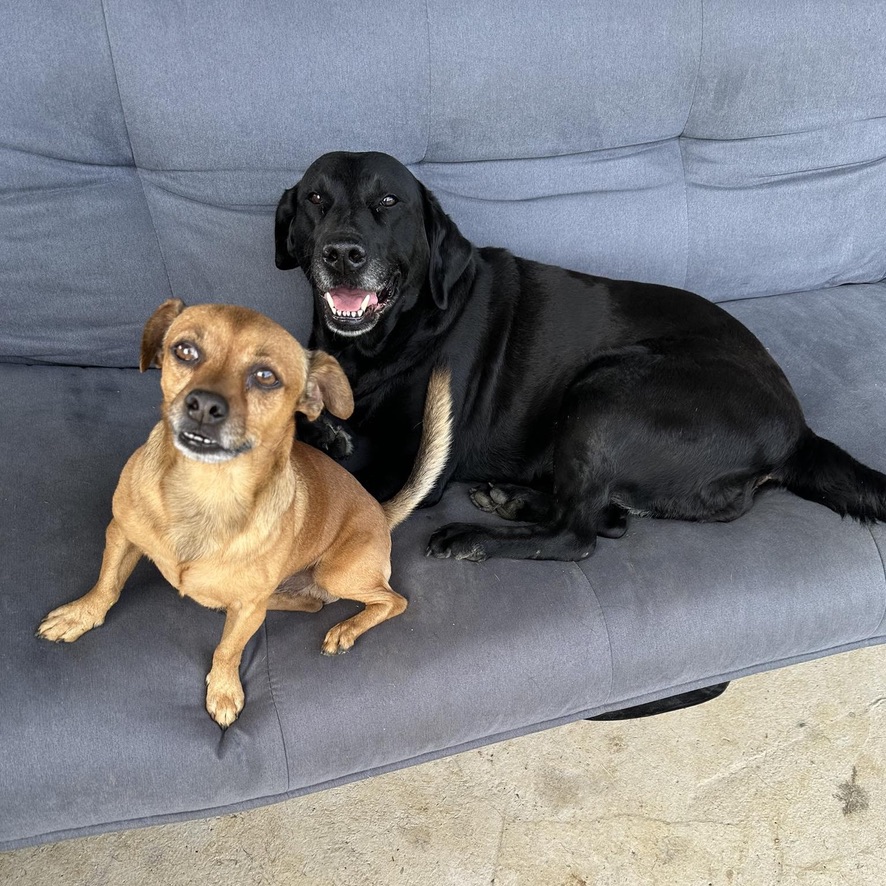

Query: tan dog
[38,300,451,727]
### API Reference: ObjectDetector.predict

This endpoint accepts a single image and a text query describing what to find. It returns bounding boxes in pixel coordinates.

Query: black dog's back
[444,252,801,485]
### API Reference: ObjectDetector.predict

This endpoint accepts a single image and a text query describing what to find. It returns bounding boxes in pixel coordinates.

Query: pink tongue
[329,287,379,312]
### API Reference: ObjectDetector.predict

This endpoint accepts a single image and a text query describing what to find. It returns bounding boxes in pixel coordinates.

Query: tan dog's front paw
[321,621,358,656]
[37,600,107,643]
[205,671,245,728]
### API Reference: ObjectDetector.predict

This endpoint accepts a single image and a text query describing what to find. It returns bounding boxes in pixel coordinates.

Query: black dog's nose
[185,390,228,425]
[322,239,367,272]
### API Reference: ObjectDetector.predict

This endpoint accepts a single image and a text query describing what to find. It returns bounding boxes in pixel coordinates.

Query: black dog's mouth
[174,429,252,463]
[320,275,399,336]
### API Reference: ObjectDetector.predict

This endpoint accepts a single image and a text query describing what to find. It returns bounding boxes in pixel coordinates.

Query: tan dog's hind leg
[315,556,407,655]
[320,581,407,655]
[266,571,327,613]
[205,600,270,728]
[37,519,141,643]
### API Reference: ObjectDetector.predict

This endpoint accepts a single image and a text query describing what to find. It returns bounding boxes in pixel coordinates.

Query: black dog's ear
[421,185,475,311]
[275,185,300,270]
[140,298,185,372]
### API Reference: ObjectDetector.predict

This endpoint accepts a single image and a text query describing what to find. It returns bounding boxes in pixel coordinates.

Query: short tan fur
[38,300,451,728]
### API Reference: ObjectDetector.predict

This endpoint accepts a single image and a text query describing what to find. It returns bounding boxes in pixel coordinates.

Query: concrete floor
[2,645,884,885]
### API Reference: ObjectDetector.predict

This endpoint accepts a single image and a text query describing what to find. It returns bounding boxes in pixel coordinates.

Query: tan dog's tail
[382,367,453,529]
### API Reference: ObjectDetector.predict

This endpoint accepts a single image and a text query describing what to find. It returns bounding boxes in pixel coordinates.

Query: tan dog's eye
[172,342,200,363]
[252,368,280,389]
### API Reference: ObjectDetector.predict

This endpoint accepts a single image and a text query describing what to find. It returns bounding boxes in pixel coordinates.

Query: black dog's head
[275,151,474,343]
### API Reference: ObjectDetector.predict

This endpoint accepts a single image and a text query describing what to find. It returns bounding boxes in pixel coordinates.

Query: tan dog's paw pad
[37,602,105,643]
[321,622,357,656]
[205,673,245,729]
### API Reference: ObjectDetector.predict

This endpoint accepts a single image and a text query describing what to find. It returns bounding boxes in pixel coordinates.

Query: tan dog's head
[140,299,353,464]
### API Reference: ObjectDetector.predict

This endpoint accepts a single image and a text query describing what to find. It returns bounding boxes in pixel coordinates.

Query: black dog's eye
[252,368,280,389]
[307,192,323,205]
[380,194,398,207]
[172,341,200,364]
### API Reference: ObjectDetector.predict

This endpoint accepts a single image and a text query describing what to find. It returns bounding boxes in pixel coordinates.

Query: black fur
[275,151,886,561]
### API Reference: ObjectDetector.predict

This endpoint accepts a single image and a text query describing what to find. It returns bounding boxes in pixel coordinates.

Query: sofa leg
[587,682,730,721]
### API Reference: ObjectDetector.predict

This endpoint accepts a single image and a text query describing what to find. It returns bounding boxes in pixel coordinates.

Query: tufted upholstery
[3,1,885,366]
[2,0,886,850]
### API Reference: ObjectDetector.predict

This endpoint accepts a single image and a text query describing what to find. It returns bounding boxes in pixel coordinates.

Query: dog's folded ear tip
[156,297,185,313]
[140,299,185,372]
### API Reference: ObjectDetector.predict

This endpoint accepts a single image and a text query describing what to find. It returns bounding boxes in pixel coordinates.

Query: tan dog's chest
[113,437,299,610]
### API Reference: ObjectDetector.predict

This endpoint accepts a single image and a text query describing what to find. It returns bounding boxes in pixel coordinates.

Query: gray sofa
[2,0,885,850]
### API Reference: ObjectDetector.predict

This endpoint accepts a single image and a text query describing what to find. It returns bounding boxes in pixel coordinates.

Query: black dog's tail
[775,429,886,524]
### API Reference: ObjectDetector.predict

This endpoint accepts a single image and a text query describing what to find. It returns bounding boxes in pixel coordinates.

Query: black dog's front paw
[469,483,526,520]
[426,523,489,562]
[319,423,354,460]
[469,483,499,513]
[298,414,354,460]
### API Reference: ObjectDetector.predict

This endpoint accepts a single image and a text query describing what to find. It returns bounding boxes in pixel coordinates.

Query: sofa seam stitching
[678,0,704,290]
[678,140,691,290]
[422,0,432,163]
[570,563,615,708]
[717,281,886,307]
[98,0,175,301]
[263,622,292,791]
[866,526,886,635]
[681,0,705,136]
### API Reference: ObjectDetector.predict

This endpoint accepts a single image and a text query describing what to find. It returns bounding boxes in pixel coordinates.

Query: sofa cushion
[0,365,289,847]
[0,362,608,849]
[3,282,885,849]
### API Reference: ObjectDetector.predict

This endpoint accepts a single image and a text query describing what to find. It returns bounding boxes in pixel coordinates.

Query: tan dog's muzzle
[170,387,252,463]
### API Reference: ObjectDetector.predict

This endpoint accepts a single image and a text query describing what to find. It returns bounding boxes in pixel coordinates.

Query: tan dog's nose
[185,390,228,425]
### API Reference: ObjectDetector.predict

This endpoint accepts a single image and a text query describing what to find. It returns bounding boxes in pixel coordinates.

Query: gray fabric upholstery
[3,0,885,367]
[2,0,886,850]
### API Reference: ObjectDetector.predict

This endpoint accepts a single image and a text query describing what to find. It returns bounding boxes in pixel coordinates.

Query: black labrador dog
[275,151,886,561]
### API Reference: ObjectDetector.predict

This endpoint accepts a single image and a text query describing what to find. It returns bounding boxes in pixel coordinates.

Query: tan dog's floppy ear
[298,350,354,421]
[140,299,185,372]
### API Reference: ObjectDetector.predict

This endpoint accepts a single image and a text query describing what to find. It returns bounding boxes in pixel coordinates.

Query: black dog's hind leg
[428,477,621,562]
[427,367,636,562]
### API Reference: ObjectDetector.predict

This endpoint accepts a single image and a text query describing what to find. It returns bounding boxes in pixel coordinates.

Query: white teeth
[183,431,215,446]
[323,291,374,320]
[330,308,365,318]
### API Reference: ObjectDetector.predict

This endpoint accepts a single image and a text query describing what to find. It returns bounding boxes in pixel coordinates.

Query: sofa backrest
[2,0,885,368]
